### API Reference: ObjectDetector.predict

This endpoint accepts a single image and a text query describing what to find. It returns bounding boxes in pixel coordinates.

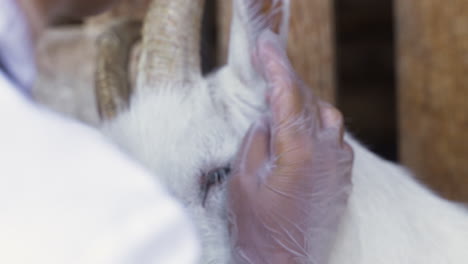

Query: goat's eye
[201,167,231,206]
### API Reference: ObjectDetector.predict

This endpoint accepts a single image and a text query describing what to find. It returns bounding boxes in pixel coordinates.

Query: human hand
[227,31,354,264]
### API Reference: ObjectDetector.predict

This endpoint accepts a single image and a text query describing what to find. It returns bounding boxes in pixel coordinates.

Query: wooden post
[217,0,336,103]
[396,0,468,201]
[86,0,150,26]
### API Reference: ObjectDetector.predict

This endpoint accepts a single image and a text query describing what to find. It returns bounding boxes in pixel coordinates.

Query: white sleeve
[0,75,200,264]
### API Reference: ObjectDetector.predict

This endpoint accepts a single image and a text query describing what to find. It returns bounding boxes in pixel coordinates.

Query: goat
[94,0,468,263]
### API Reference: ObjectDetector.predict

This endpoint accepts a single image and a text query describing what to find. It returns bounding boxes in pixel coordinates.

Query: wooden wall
[336,0,397,160]
[396,0,468,201]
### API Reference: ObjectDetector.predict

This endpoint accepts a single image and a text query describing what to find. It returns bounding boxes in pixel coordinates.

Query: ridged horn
[137,0,206,87]
[95,19,142,120]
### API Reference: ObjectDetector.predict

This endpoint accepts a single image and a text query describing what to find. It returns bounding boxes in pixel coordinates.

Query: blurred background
[33,0,467,201]
[216,0,398,158]
[336,0,396,161]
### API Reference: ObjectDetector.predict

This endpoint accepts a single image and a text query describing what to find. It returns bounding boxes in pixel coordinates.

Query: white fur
[330,138,468,263]
[100,1,468,263]
[102,72,262,263]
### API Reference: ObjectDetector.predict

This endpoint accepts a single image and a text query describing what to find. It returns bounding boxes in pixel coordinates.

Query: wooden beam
[396,0,468,201]
[85,0,150,27]
[217,0,336,103]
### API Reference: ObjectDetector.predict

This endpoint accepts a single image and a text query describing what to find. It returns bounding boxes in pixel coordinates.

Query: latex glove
[227,31,354,264]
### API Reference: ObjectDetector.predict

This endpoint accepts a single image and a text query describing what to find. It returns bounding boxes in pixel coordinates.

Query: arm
[1,1,200,263]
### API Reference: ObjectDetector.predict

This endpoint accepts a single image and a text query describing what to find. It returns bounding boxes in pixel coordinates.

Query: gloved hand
[227,31,354,264]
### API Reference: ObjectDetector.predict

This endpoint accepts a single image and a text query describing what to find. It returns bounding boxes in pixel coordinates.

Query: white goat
[94,0,468,263]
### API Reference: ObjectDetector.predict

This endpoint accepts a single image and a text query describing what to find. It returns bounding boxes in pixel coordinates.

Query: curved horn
[95,19,142,120]
[137,0,206,87]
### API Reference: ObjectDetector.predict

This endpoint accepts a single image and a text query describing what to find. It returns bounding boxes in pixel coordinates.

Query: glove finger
[258,30,304,125]
[230,116,271,194]
[257,30,320,167]
[318,101,346,147]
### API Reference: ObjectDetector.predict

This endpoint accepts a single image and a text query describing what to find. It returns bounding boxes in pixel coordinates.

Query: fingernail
[252,114,270,132]
[320,105,343,129]
[258,30,285,55]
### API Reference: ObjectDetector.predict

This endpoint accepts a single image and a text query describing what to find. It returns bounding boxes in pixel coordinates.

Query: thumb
[229,116,271,194]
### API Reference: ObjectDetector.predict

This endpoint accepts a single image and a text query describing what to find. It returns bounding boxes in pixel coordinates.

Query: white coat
[0,1,200,263]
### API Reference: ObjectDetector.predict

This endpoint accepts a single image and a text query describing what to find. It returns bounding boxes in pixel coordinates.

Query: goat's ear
[227,0,290,84]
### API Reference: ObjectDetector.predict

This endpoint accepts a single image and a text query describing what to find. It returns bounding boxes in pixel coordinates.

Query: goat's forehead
[105,86,242,184]
[128,86,232,140]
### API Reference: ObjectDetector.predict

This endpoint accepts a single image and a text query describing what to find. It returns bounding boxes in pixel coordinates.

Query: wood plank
[396,0,468,201]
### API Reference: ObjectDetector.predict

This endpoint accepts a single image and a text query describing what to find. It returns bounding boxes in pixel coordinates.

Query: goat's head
[95,0,289,261]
